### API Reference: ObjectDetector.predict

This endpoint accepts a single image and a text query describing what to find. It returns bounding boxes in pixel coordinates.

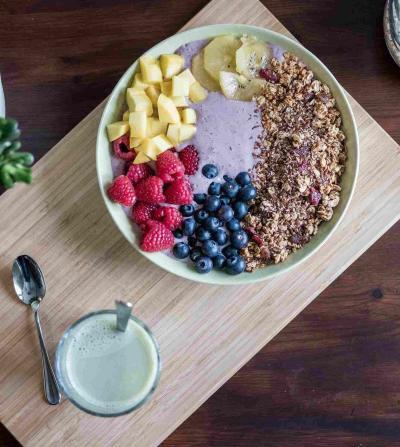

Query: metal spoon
[12,255,61,405]
[115,300,133,332]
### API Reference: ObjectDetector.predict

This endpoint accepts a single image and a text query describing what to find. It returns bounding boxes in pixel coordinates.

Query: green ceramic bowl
[96,24,359,285]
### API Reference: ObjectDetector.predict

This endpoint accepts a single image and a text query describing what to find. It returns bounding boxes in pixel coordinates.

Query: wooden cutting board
[1,0,400,445]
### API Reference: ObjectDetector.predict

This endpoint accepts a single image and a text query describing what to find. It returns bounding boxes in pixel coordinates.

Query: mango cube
[170,96,188,107]
[106,121,129,142]
[139,55,156,73]
[126,89,153,115]
[167,124,181,145]
[141,62,163,84]
[132,73,150,90]
[128,87,146,96]
[157,93,181,124]
[149,117,168,137]
[129,111,147,139]
[133,151,151,164]
[179,124,197,141]
[130,137,143,148]
[122,110,130,122]
[177,68,196,86]
[145,85,160,106]
[160,54,184,79]
[160,80,172,96]
[181,108,196,124]
[137,138,160,161]
[171,75,190,97]
[152,134,174,153]
[189,81,208,103]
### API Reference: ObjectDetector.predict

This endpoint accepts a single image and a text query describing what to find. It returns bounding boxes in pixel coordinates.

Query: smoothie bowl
[96,24,359,285]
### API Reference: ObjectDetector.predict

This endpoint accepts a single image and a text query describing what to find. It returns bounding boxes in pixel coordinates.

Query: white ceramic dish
[96,24,359,285]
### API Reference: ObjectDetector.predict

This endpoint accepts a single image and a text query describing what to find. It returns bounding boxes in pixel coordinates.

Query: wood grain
[0,0,395,445]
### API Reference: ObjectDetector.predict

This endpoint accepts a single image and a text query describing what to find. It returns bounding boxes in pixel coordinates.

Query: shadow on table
[0,423,21,447]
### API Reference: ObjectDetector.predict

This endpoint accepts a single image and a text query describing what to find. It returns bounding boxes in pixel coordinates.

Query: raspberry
[164,177,193,205]
[156,150,185,183]
[126,163,153,185]
[178,145,199,175]
[112,134,135,161]
[107,175,136,207]
[140,220,175,252]
[132,202,158,225]
[136,176,165,204]
[309,187,321,206]
[152,206,183,231]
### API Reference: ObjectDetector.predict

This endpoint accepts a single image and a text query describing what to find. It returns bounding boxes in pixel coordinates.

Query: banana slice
[203,35,241,81]
[191,51,220,92]
[219,71,266,101]
[236,36,272,79]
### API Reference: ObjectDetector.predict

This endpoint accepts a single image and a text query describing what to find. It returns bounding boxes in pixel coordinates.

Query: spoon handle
[33,307,61,405]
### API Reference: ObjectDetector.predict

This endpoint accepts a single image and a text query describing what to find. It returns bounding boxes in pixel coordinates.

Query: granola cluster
[243,52,346,271]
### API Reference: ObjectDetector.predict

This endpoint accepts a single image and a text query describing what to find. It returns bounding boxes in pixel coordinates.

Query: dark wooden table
[1,1,400,445]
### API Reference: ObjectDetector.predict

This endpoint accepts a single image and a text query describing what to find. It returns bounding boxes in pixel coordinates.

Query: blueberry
[204,216,220,231]
[182,218,196,236]
[195,256,213,273]
[226,218,241,232]
[190,248,203,262]
[212,228,228,245]
[232,201,249,220]
[222,245,239,258]
[225,255,246,275]
[173,229,183,238]
[188,236,197,247]
[208,182,222,195]
[202,164,219,179]
[238,185,256,202]
[196,226,211,241]
[194,208,209,224]
[230,229,249,249]
[222,180,240,198]
[223,174,233,182]
[202,239,219,257]
[218,205,234,222]
[194,193,207,204]
[220,195,231,205]
[204,195,221,212]
[213,254,226,270]
[172,242,190,259]
[179,204,195,217]
[235,171,251,186]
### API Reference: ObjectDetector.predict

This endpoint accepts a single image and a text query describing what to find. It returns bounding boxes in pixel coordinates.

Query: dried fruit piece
[309,187,322,206]
[259,68,279,83]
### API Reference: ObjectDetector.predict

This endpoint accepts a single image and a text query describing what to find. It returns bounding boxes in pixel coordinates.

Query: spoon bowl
[13,255,46,305]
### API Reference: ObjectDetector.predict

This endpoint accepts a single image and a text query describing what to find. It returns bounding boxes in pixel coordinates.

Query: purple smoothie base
[110,37,285,256]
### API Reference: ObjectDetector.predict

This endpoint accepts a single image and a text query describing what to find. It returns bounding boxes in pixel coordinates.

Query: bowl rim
[96,23,359,286]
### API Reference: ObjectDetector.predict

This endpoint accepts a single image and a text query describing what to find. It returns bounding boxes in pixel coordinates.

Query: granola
[242,52,346,271]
